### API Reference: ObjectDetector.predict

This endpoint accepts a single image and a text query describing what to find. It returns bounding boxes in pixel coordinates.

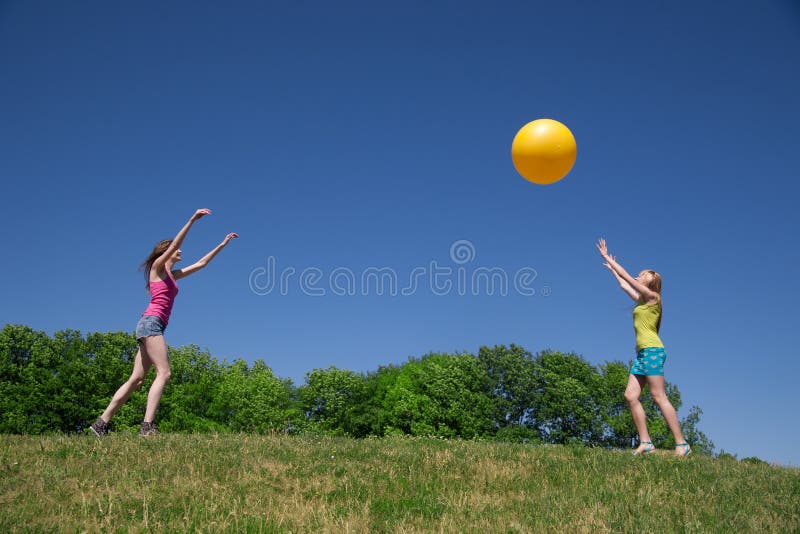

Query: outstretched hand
[596,238,611,260]
[223,232,239,244]
[193,208,212,220]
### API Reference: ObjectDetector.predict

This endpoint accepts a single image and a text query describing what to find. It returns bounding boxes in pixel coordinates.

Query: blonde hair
[642,269,662,332]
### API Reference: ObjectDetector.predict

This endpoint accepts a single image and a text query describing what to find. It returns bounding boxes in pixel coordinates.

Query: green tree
[212,359,297,433]
[158,345,227,432]
[596,360,635,447]
[0,326,138,433]
[82,331,140,426]
[0,323,714,452]
[355,364,403,437]
[0,324,57,433]
[680,406,715,455]
[298,366,367,436]
[383,353,493,439]
[477,344,539,441]
[530,350,605,444]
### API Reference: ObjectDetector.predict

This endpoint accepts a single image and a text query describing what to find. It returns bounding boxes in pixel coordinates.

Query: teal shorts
[630,347,666,376]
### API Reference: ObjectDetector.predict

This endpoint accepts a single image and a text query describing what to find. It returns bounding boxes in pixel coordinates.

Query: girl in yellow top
[597,239,690,457]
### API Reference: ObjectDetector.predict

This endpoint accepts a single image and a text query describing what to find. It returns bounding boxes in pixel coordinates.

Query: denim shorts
[135,315,166,341]
[630,347,666,376]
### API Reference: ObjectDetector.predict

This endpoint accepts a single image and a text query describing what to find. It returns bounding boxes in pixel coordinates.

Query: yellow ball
[511,119,577,185]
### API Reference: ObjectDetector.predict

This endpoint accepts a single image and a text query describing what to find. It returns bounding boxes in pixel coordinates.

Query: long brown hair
[139,239,172,291]
[642,269,663,332]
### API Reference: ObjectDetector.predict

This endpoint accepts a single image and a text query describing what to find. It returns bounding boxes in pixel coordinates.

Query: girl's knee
[624,389,640,404]
[652,393,671,407]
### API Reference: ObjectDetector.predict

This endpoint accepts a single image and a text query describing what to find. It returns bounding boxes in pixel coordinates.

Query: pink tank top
[142,274,179,325]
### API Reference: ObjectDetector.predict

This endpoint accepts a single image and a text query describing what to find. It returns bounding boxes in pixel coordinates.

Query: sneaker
[89,418,110,436]
[140,421,160,437]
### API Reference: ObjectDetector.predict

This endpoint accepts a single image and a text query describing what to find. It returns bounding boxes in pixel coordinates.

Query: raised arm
[152,209,211,272]
[596,238,659,302]
[173,233,238,280]
[603,255,640,301]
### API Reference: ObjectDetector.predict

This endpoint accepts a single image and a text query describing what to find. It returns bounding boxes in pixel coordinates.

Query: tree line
[0,324,713,453]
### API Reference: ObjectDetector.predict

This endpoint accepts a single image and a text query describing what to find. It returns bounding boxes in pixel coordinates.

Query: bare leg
[141,335,171,423]
[646,375,689,455]
[624,374,653,453]
[100,345,151,422]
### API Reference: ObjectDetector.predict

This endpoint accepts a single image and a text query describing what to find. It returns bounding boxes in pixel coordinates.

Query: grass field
[1,433,798,532]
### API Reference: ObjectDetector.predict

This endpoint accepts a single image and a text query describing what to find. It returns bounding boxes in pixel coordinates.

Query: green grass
[1,434,798,532]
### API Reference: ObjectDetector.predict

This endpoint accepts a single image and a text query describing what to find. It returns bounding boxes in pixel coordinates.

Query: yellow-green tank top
[633,302,663,351]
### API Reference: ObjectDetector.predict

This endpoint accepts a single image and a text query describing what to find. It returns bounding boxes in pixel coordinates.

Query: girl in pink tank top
[90,208,238,437]
[142,272,179,326]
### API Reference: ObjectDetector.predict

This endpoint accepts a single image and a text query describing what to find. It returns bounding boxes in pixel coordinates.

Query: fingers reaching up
[193,208,212,220]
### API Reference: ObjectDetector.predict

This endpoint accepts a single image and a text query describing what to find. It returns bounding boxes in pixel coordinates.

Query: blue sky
[1,1,799,465]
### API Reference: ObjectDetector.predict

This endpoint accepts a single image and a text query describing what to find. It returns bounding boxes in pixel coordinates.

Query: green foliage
[0,324,57,433]
[596,360,635,446]
[530,350,605,444]
[158,345,228,433]
[492,424,542,444]
[680,405,715,455]
[477,344,538,431]
[0,325,298,435]
[212,359,297,433]
[381,352,494,439]
[298,366,367,436]
[359,364,403,436]
[0,325,137,433]
[0,324,715,455]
